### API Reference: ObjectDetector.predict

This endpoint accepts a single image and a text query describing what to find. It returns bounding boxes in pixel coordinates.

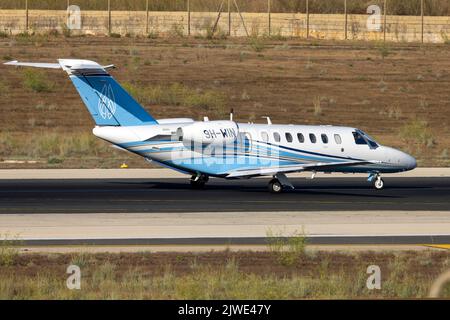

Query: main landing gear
[268,173,294,193]
[369,173,384,190]
[190,173,209,189]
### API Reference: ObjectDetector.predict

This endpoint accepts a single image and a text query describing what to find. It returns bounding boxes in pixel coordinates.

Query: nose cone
[401,152,417,171]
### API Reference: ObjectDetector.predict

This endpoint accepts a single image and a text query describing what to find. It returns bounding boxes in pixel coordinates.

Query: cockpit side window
[352,131,367,145]
[353,130,379,149]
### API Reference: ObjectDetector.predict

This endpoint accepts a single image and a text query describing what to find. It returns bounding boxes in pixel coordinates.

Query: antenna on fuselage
[230,108,234,121]
[262,116,272,125]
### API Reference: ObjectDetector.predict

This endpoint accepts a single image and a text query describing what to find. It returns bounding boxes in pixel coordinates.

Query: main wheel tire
[268,179,283,193]
[373,177,384,190]
[190,180,206,189]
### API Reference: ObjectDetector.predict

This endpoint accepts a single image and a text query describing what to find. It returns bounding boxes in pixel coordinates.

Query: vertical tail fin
[4,59,157,127]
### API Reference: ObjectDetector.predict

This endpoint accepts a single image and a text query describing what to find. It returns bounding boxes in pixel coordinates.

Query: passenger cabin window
[297,133,304,143]
[285,133,293,143]
[334,134,342,144]
[273,132,281,143]
[309,133,317,143]
[261,131,269,142]
[321,134,328,144]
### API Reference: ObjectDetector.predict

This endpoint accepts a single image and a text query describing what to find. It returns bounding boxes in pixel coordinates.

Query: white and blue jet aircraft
[5,59,416,193]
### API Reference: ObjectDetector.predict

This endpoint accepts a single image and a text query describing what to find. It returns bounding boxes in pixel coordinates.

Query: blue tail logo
[98,83,116,120]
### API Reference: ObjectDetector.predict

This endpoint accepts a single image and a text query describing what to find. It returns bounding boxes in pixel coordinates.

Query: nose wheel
[373,175,384,190]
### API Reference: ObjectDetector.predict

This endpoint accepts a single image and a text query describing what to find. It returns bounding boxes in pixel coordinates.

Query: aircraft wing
[225,160,380,178]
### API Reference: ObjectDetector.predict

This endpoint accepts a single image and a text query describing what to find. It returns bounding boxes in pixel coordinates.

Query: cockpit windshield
[352,130,379,149]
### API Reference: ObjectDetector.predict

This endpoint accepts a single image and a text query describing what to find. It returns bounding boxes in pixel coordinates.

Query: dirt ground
[5,250,447,277]
[0,35,449,168]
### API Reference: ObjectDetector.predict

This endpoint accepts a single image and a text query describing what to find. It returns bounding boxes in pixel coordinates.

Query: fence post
[146,0,149,34]
[421,0,424,43]
[344,0,347,40]
[108,0,111,35]
[25,0,28,32]
[187,0,191,36]
[306,0,309,38]
[67,0,71,36]
[268,0,271,36]
[233,0,249,37]
[228,0,231,36]
[383,0,387,42]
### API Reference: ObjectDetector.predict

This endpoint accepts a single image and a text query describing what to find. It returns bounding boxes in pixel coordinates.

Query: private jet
[4,59,416,193]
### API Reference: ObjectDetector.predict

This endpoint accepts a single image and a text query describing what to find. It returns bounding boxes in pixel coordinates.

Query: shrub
[22,69,54,93]
[399,119,434,147]
[266,228,307,266]
[0,234,20,266]
[123,82,226,116]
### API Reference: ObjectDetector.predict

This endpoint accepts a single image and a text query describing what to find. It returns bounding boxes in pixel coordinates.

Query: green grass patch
[22,69,54,93]
[123,82,227,117]
[266,228,307,266]
[0,234,20,266]
[399,119,435,148]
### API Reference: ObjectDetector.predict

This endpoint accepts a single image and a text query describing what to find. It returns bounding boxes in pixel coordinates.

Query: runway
[1,173,449,249]
[1,177,450,213]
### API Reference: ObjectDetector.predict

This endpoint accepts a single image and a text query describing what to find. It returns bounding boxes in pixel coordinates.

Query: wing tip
[3,60,18,66]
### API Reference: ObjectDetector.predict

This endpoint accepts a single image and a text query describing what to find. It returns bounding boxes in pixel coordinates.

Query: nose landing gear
[368,173,384,190]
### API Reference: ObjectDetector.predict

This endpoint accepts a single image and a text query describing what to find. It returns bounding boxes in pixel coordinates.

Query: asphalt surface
[18,235,450,246]
[1,177,449,213]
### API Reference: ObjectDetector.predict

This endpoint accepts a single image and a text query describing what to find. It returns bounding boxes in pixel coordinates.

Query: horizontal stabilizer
[4,60,61,69]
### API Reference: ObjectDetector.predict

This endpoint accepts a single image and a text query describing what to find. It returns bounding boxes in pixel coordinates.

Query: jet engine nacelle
[177,121,239,146]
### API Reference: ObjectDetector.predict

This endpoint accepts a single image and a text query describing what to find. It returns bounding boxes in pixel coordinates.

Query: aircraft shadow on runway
[108,180,424,199]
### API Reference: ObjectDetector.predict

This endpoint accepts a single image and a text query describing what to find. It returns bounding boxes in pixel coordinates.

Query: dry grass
[1,36,450,167]
[123,82,227,118]
[0,250,449,299]
[0,131,134,167]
